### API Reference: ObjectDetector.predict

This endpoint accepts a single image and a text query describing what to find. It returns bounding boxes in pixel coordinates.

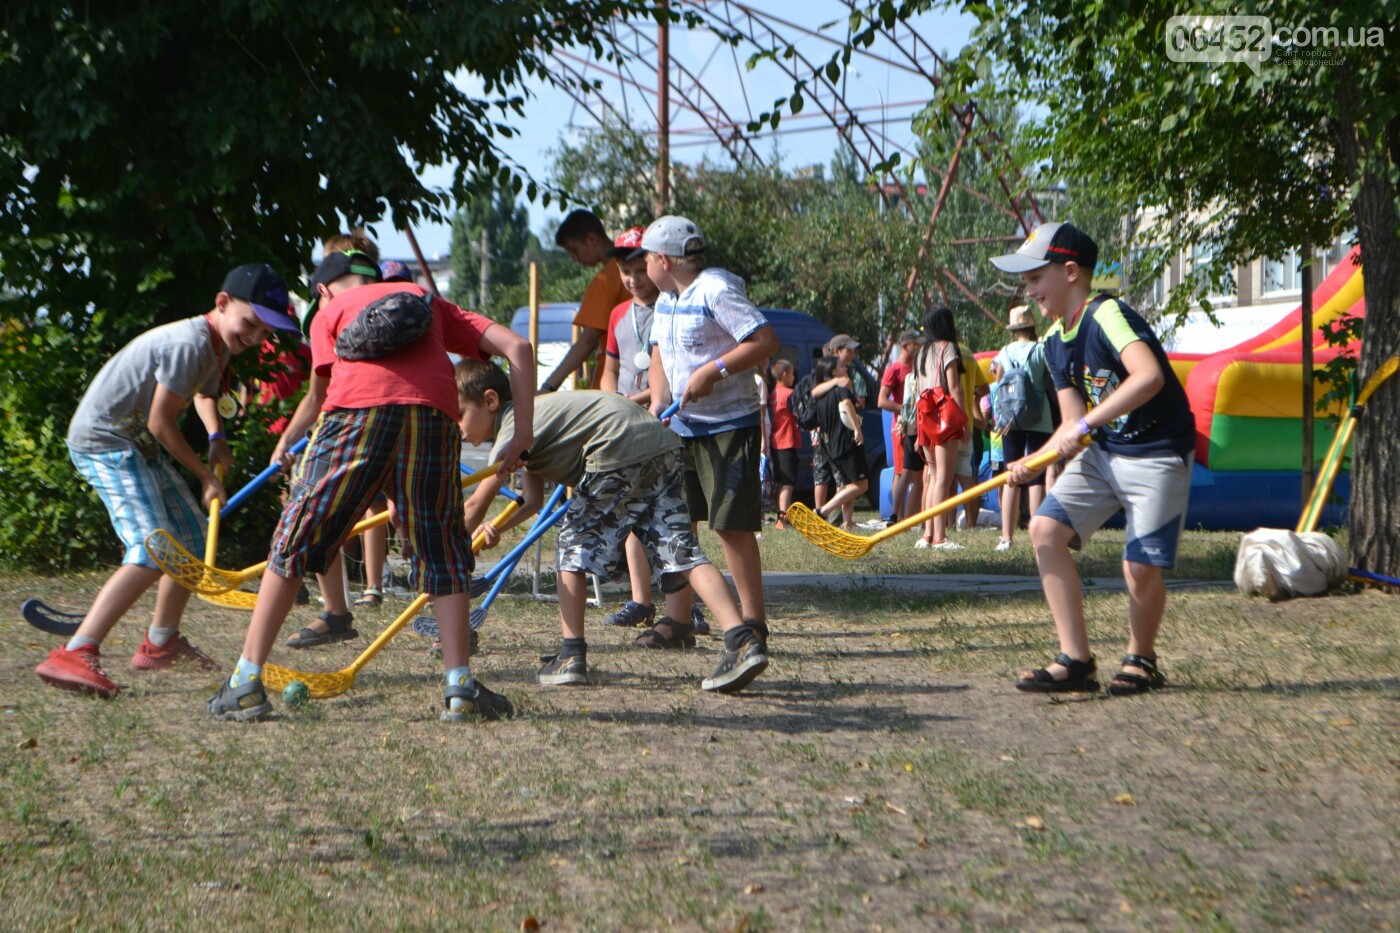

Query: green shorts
[682,425,762,532]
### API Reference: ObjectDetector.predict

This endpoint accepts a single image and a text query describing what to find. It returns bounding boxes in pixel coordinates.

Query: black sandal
[285,610,358,649]
[633,616,697,650]
[353,589,382,608]
[1015,652,1100,693]
[1108,653,1166,695]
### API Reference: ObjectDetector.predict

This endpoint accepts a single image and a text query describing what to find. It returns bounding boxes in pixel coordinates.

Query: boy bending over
[458,362,766,694]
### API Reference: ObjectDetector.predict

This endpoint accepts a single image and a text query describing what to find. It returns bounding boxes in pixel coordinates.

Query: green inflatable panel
[1208,414,1346,473]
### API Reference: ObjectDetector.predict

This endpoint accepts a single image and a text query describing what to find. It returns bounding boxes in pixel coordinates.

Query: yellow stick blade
[261,664,353,699]
[145,529,254,595]
[197,589,259,610]
[785,503,876,558]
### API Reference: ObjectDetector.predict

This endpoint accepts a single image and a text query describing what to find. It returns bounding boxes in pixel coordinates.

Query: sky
[374,1,975,261]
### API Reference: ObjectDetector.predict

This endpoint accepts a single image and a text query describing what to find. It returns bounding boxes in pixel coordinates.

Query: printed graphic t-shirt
[1044,297,1195,457]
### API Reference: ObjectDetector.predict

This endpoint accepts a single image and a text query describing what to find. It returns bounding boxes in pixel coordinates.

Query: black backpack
[788,373,820,430]
[335,290,434,361]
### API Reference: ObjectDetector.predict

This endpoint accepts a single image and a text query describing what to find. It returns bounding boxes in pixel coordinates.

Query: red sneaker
[35,645,120,698]
[131,634,217,671]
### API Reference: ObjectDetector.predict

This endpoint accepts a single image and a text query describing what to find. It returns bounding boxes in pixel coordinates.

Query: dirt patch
[1,568,1396,930]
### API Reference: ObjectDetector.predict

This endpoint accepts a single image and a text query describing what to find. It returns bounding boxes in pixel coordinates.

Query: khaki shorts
[1037,444,1193,568]
[682,425,762,532]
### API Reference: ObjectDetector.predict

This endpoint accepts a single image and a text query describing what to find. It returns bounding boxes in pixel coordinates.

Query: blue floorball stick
[469,501,570,630]
[23,435,311,636]
[411,486,567,637]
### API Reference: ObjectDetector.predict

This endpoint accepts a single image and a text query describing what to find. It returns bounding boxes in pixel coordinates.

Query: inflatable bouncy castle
[1178,246,1363,530]
[882,248,1364,531]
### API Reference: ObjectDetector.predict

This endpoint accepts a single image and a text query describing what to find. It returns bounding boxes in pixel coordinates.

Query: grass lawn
[2,518,1396,930]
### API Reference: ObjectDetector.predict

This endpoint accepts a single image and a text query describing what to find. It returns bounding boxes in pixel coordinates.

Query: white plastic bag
[1234,529,1346,599]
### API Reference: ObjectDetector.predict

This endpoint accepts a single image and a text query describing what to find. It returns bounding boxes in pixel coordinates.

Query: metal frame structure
[538,0,1043,335]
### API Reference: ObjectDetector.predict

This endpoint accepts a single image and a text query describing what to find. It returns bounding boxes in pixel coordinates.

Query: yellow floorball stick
[1296,355,1397,534]
[148,466,498,597]
[788,438,1083,558]
[260,505,516,699]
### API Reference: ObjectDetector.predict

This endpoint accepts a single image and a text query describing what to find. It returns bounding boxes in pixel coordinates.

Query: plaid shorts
[69,447,206,569]
[555,450,708,581]
[269,405,473,595]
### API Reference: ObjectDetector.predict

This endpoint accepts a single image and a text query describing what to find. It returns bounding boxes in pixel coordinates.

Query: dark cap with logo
[220,263,297,332]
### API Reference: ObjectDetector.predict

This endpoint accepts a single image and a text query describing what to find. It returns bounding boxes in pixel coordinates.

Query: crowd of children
[36,217,1191,715]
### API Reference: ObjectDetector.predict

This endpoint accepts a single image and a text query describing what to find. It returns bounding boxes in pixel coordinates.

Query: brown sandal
[633,616,697,650]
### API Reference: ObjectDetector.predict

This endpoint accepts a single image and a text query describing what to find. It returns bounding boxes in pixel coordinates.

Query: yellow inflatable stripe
[1168,358,1197,386]
[1256,267,1365,352]
[1212,360,1349,419]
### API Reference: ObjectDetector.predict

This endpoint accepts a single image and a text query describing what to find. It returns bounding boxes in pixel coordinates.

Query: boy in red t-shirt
[877,329,924,524]
[767,359,801,528]
[208,250,536,722]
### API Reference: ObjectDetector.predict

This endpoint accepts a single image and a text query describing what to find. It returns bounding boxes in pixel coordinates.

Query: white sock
[147,626,176,647]
[446,666,474,711]
[230,655,263,688]
[66,635,99,652]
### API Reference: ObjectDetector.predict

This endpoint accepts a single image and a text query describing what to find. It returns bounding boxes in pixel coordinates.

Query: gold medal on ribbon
[217,394,238,419]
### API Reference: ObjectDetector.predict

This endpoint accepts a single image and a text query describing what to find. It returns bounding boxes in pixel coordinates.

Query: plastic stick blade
[261,663,353,699]
[198,589,259,610]
[145,529,247,595]
[784,503,875,558]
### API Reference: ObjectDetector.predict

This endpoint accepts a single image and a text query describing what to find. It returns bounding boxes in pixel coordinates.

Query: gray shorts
[556,450,709,580]
[1037,444,1193,568]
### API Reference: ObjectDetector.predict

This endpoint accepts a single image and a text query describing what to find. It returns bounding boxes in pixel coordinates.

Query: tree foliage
[842,0,1400,573]
[448,182,541,322]
[0,0,660,569]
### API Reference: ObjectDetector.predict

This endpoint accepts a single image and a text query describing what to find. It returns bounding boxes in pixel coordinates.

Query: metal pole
[478,227,491,311]
[1300,236,1314,508]
[528,262,540,372]
[404,226,439,296]
[657,2,671,214]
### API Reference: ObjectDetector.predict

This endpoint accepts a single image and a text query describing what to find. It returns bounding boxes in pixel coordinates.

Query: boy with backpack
[994,222,1195,696]
[206,249,536,721]
[991,304,1053,551]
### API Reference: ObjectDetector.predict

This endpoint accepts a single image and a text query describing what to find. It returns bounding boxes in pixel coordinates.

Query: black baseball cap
[221,263,298,332]
[301,250,384,335]
[990,222,1099,274]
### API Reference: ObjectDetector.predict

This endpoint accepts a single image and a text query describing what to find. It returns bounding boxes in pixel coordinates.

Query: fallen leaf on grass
[16,737,37,750]
[1114,793,1136,806]
[744,883,765,894]
[1330,718,1356,728]
[903,762,913,772]
[520,917,540,932]
[884,801,908,816]
[1020,815,1046,831]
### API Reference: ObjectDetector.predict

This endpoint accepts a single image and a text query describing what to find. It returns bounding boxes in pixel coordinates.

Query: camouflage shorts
[555,450,709,581]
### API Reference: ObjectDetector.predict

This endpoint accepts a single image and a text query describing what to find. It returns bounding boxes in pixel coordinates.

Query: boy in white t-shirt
[639,216,780,694]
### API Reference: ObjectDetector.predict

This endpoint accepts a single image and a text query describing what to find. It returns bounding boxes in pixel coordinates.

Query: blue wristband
[208,431,225,443]
[714,358,729,378]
